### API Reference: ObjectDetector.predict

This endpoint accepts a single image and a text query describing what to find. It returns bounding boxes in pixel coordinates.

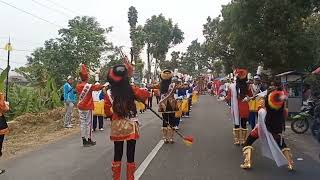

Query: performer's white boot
[240,146,253,169]
[282,148,294,171]
[233,128,240,145]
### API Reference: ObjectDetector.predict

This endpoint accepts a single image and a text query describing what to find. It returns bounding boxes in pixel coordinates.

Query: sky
[0,0,231,69]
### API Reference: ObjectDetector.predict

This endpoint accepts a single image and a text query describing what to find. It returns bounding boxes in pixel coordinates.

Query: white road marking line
[135,140,164,180]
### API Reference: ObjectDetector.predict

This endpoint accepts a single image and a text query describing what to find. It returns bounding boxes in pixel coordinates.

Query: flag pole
[5,37,11,101]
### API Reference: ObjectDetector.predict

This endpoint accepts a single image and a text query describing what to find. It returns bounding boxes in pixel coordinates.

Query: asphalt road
[0,95,320,180]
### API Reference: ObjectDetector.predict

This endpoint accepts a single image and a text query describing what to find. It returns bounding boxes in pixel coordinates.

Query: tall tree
[218,0,317,73]
[144,14,184,81]
[159,51,181,70]
[202,16,234,74]
[58,16,110,70]
[99,46,123,82]
[21,16,112,86]
[128,6,145,82]
[180,40,203,76]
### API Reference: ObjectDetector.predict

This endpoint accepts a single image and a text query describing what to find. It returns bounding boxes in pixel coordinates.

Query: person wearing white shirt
[92,82,104,131]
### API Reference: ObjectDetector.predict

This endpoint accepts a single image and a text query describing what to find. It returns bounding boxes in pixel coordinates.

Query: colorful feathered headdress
[234,68,248,80]
[268,90,286,110]
[79,64,89,81]
[107,56,134,83]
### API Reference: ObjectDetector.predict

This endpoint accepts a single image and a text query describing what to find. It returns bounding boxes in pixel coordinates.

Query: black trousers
[162,113,176,127]
[0,135,4,157]
[234,118,247,129]
[114,140,136,163]
[186,97,192,116]
[156,96,160,104]
[148,97,153,108]
[93,115,103,130]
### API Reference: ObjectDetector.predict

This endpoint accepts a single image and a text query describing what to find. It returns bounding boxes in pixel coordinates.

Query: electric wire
[30,0,72,18]
[0,0,63,28]
[43,0,81,15]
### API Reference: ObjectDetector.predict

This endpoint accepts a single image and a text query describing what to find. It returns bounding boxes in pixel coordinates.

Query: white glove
[103,82,110,87]
[242,97,249,102]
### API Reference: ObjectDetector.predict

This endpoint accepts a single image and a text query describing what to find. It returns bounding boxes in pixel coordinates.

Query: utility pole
[4,37,11,101]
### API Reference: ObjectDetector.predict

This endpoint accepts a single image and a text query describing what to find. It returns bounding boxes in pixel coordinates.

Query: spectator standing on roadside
[63,76,76,128]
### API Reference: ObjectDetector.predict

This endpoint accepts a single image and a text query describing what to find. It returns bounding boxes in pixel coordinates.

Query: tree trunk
[147,43,151,83]
[130,47,134,64]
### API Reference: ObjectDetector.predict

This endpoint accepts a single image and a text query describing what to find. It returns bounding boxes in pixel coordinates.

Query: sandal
[0,169,5,175]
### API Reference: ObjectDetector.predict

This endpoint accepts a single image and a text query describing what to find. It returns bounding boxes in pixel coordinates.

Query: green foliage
[184,0,320,77]
[20,16,113,87]
[128,6,138,30]
[144,14,184,79]
[144,14,184,62]
[128,7,145,82]
[159,51,181,71]
[0,66,10,92]
[180,40,204,76]
[99,46,124,82]
[7,77,62,119]
[304,13,320,70]
[305,74,320,98]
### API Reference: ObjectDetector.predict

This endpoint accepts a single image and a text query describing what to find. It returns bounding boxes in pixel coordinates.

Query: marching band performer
[240,83,294,171]
[158,70,179,144]
[104,59,149,180]
[226,69,253,145]
[76,64,104,147]
[0,92,9,175]
[248,75,262,129]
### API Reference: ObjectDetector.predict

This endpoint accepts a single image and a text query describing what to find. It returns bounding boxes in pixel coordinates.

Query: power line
[43,0,81,15]
[0,58,26,65]
[30,0,72,18]
[0,0,63,28]
[12,49,34,53]
[0,37,43,46]
[10,38,43,46]
[0,48,34,53]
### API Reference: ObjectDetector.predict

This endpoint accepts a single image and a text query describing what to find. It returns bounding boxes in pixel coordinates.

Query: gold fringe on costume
[110,119,140,141]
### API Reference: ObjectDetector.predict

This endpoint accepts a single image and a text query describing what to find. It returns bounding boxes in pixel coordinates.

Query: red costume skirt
[110,119,140,141]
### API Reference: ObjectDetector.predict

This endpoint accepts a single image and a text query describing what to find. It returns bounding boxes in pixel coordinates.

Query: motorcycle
[291,100,315,134]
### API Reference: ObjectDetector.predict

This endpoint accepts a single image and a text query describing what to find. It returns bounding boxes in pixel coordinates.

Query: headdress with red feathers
[268,90,286,110]
[79,64,89,81]
[234,68,248,80]
[107,56,134,83]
